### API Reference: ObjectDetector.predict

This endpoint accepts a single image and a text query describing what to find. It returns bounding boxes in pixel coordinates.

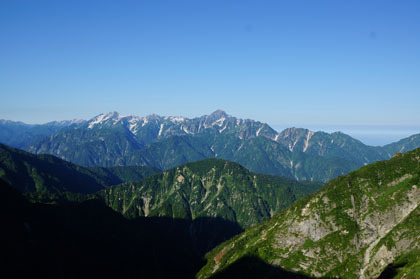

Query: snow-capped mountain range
[2,110,420,182]
[82,110,277,144]
[79,110,393,164]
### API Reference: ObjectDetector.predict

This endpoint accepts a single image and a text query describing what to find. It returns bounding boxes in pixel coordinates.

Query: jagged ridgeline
[97,158,323,229]
[21,110,420,182]
[197,148,420,279]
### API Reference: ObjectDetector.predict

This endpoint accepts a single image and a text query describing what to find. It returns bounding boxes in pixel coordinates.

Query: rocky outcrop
[197,148,420,279]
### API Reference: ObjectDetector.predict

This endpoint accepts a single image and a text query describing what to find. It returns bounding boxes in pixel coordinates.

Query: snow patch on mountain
[141,118,148,127]
[182,126,191,134]
[88,112,125,129]
[158,123,164,137]
[88,114,107,128]
[128,116,142,134]
[170,116,185,123]
[303,131,315,152]
[214,117,226,127]
[219,123,228,133]
[256,126,263,137]
[129,123,138,134]
[289,138,300,152]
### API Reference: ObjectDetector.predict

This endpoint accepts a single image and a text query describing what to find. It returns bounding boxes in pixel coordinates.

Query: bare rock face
[197,148,420,279]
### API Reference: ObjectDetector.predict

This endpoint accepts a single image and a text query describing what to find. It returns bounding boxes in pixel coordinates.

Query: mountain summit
[206,109,229,121]
[2,111,420,182]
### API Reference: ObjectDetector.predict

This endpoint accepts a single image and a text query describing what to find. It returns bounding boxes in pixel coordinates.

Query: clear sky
[1,1,420,144]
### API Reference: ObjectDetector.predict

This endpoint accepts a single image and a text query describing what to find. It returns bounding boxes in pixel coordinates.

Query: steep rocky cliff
[197,149,420,279]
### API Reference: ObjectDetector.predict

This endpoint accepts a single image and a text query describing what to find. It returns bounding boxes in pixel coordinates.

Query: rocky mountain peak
[279,127,311,138]
[210,109,228,117]
[206,109,230,121]
[87,111,124,128]
[144,113,163,121]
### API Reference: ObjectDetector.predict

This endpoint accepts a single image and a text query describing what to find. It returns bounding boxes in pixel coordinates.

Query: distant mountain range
[0,144,158,193]
[2,110,420,182]
[0,118,85,149]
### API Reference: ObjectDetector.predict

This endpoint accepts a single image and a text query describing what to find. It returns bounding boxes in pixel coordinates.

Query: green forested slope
[0,144,158,193]
[197,149,420,279]
[98,158,323,229]
[0,156,322,278]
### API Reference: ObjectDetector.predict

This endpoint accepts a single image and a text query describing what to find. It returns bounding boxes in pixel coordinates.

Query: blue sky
[1,1,420,144]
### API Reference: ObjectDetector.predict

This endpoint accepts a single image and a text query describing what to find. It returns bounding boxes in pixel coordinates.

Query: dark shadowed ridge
[0,178,242,279]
